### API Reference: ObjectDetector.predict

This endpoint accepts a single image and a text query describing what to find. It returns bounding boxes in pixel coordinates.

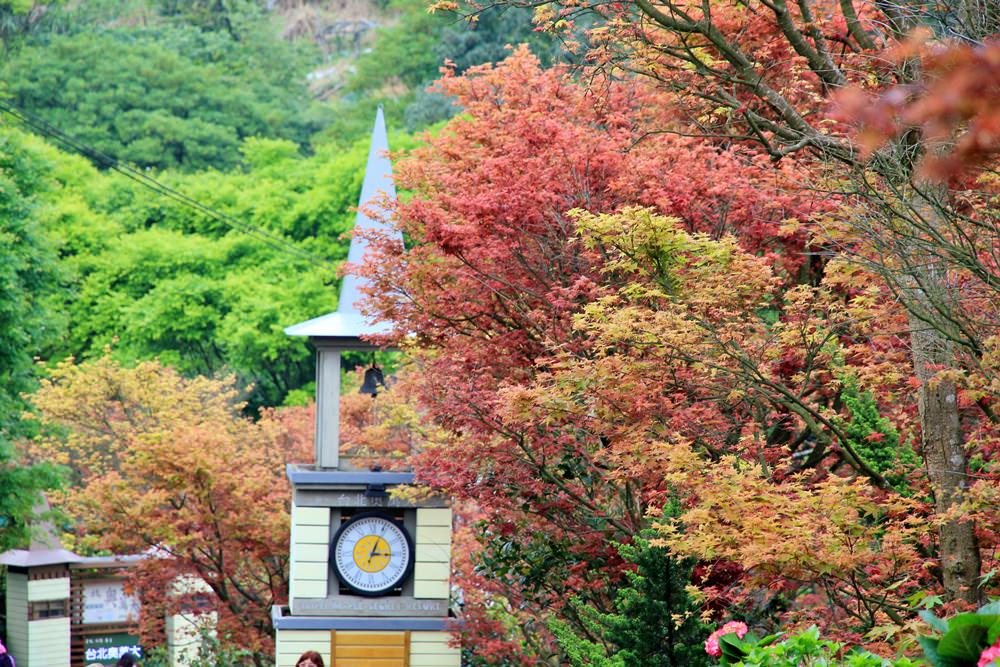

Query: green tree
[1,27,321,171]
[7,127,419,410]
[0,128,63,436]
[552,521,711,667]
[0,0,58,49]
[322,0,585,142]
[839,376,919,494]
[59,227,332,411]
[0,126,64,549]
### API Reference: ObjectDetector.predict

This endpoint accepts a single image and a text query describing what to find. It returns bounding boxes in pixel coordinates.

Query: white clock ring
[330,512,414,597]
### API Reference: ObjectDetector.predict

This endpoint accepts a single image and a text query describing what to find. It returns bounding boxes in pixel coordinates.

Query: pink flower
[704,621,749,658]
[979,639,1000,667]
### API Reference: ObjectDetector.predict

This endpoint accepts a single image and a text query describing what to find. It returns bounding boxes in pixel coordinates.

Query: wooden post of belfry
[272,108,461,667]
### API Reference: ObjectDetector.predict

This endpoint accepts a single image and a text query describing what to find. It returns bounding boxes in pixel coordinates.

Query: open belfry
[273,109,460,667]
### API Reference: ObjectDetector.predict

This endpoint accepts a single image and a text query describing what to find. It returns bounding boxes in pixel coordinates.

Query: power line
[0,100,336,271]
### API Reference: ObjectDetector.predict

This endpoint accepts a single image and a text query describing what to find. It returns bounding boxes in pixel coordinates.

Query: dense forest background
[0,0,573,422]
[0,0,573,566]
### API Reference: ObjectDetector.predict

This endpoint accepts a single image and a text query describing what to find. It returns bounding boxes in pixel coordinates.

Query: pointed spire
[338,105,397,316]
[285,107,401,341]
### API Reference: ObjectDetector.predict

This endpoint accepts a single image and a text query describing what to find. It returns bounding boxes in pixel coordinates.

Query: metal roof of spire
[285,107,400,342]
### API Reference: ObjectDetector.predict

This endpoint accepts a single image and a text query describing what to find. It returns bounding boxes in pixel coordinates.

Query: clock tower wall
[413,509,452,600]
[287,478,453,616]
[289,503,330,601]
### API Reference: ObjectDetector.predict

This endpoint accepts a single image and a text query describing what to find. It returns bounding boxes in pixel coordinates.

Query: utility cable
[0,100,336,271]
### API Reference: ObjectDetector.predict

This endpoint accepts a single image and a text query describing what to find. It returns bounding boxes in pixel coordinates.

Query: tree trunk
[910,319,982,605]
[907,193,982,606]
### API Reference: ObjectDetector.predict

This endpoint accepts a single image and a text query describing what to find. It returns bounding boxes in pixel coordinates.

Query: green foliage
[0,0,57,49]
[1,19,324,171]
[0,0,428,410]
[0,458,63,552]
[347,0,447,96]
[918,602,1000,667]
[0,124,352,409]
[553,518,711,667]
[154,0,257,36]
[142,627,263,667]
[60,228,330,409]
[77,137,369,255]
[0,53,422,406]
[839,375,919,493]
[0,127,64,435]
[436,6,580,74]
[718,627,923,667]
[0,125,65,549]
[321,0,585,143]
[317,0,445,144]
[320,96,419,148]
[0,0,35,13]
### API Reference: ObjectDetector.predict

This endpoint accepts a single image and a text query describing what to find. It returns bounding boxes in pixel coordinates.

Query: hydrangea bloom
[979,639,1000,667]
[704,621,750,658]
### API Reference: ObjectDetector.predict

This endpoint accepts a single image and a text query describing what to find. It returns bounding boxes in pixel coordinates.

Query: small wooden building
[2,546,75,667]
[1,503,207,667]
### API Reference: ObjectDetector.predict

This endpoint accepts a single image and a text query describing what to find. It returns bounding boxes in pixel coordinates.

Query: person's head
[116,653,137,667]
[296,651,324,667]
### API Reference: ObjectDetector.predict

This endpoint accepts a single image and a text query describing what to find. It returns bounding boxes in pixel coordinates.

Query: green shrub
[918,601,1000,667]
[714,626,922,667]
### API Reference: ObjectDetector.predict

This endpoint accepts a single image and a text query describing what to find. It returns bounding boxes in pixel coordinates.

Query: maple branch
[774,390,888,489]
[632,0,853,161]
[509,431,637,537]
[715,337,891,488]
[875,0,925,38]
[838,0,878,49]
[767,0,849,89]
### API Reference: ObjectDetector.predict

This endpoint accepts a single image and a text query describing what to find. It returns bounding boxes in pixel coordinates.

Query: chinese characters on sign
[83,633,142,665]
[82,580,140,625]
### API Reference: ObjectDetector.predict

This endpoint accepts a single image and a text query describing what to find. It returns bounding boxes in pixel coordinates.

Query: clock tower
[273,109,460,667]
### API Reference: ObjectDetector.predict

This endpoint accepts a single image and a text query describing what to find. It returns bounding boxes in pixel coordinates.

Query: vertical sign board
[81,581,142,665]
[82,633,143,665]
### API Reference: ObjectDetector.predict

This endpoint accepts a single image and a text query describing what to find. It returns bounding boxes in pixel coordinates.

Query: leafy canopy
[0,126,64,550]
[2,22,323,171]
[23,355,314,657]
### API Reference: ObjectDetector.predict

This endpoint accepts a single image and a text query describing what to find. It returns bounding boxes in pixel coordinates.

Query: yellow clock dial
[353,535,391,573]
[331,513,413,596]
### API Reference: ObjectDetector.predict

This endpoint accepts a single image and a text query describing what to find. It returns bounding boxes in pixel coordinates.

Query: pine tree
[554,511,710,667]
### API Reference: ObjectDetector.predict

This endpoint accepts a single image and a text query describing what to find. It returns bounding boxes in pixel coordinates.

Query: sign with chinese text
[83,633,142,665]
[82,580,140,625]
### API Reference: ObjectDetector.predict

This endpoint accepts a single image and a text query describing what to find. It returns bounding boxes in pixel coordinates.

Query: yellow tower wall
[290,503,331,599]
[413,509,452,599]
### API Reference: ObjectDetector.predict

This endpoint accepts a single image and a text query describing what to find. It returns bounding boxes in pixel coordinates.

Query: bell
[359,366,386,397]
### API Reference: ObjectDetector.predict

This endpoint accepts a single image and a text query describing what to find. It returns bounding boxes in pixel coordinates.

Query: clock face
[331,512,413,596]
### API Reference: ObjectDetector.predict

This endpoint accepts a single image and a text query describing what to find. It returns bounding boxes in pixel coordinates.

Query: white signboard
[82,580,140,625]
